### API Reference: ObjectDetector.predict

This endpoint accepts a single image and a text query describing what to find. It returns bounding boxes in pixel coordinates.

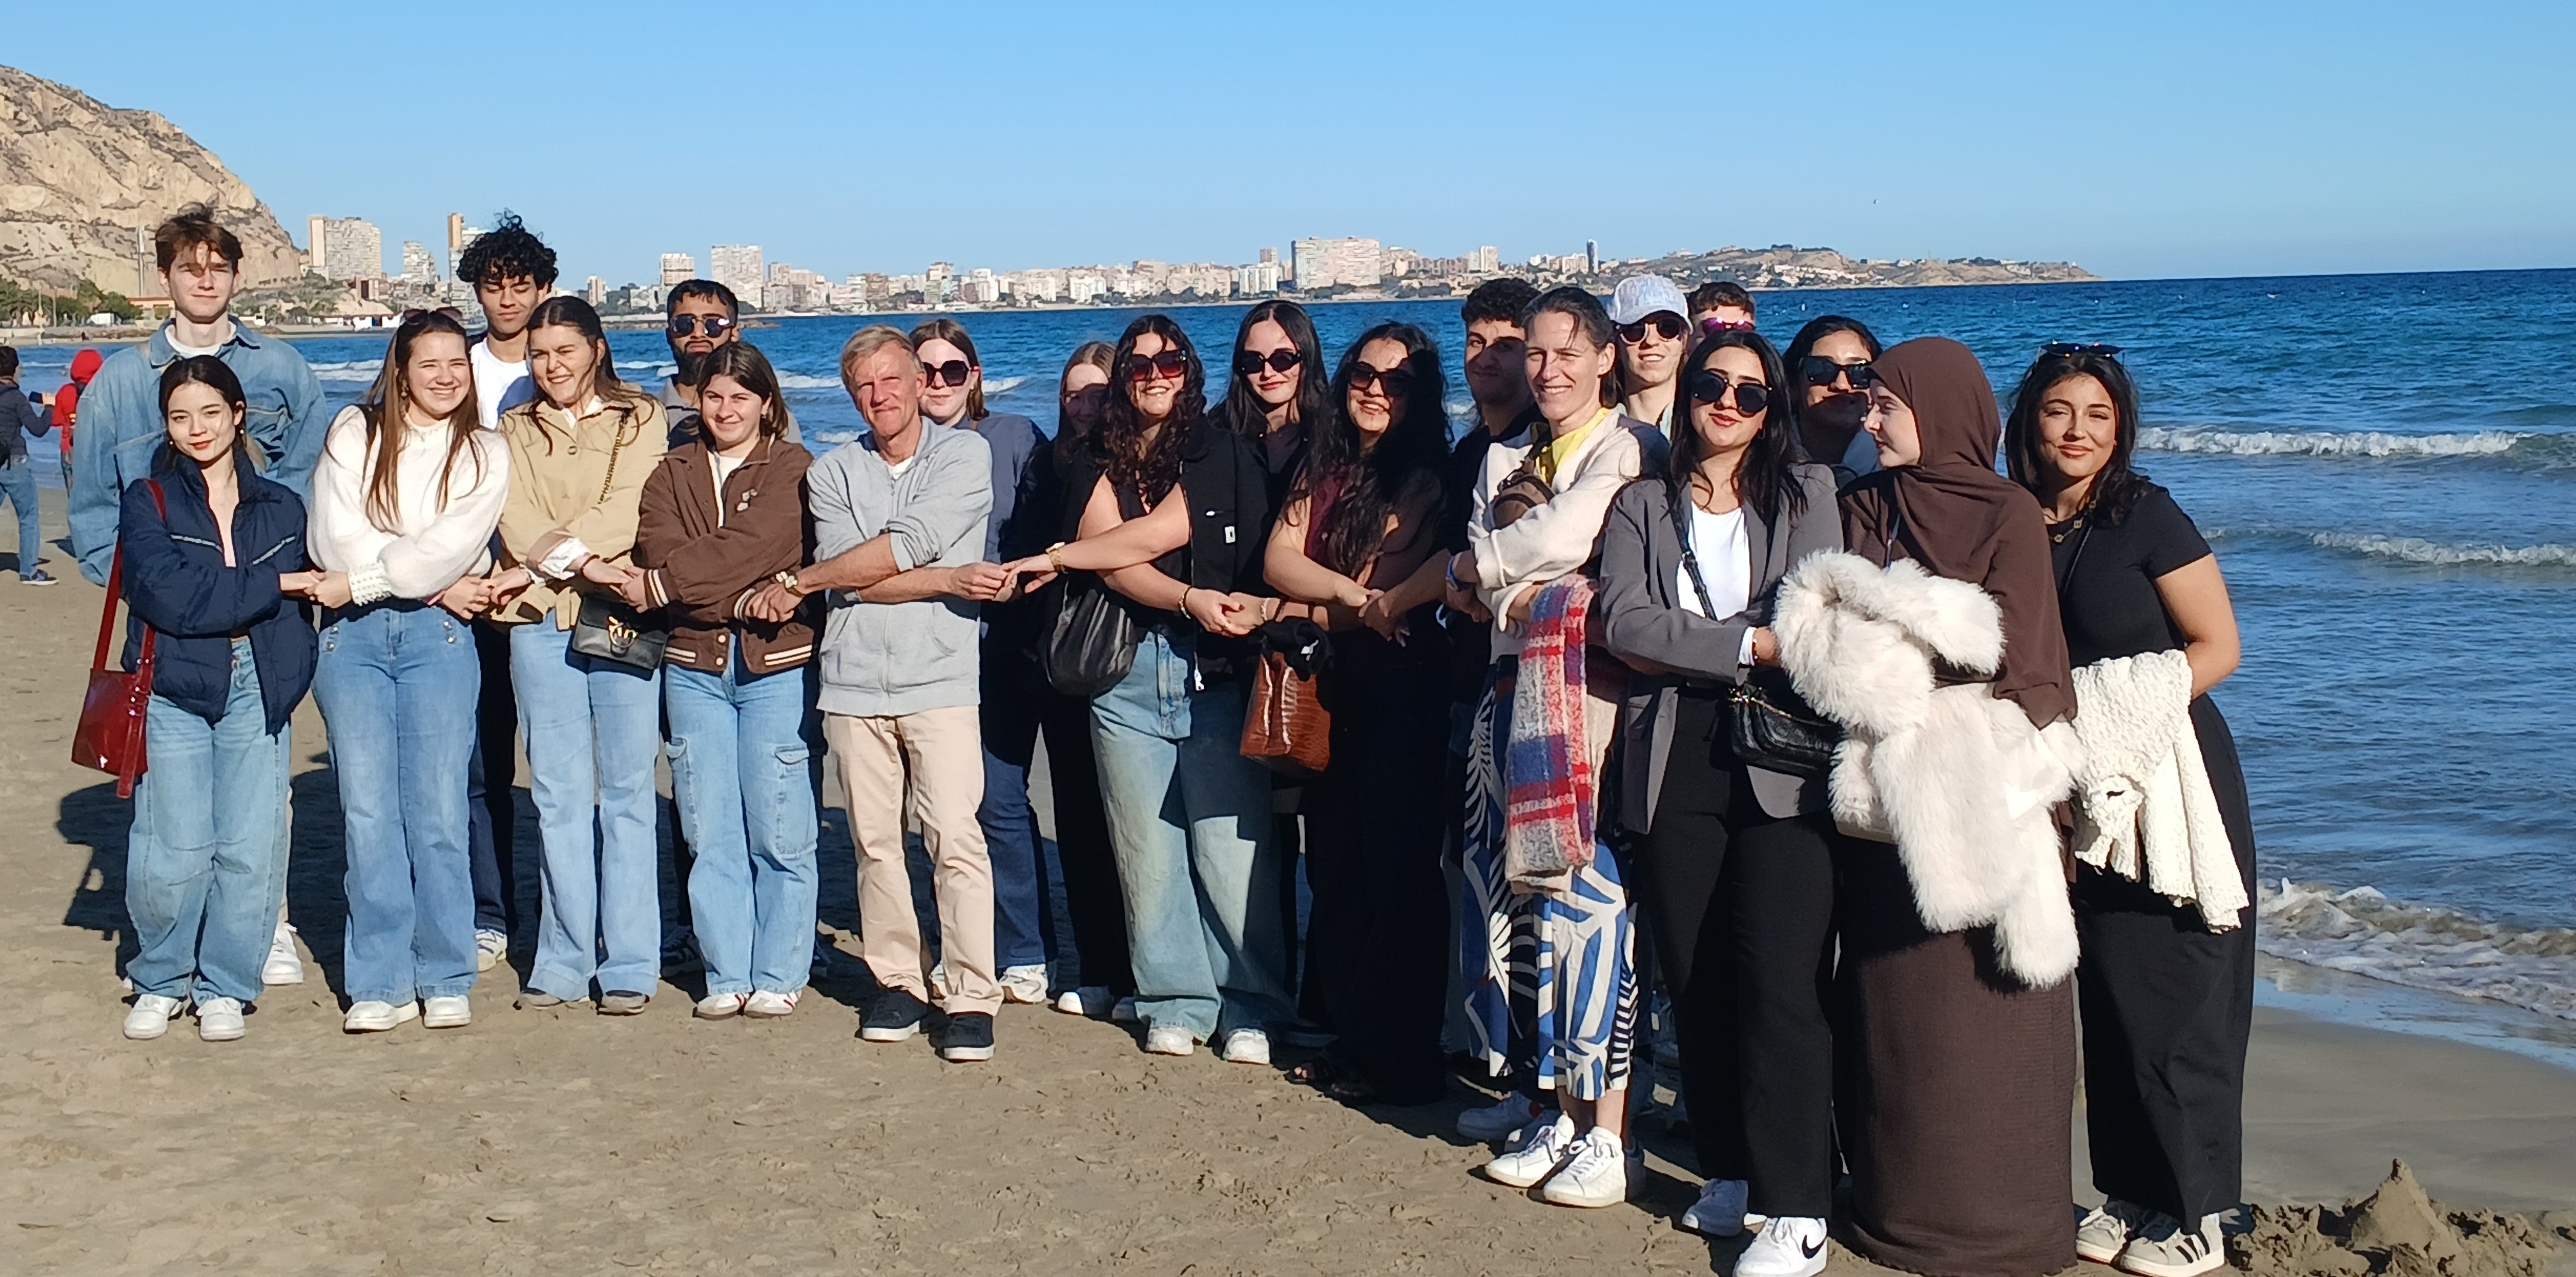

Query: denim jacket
[71,320,326,585]
[119,452,318,735]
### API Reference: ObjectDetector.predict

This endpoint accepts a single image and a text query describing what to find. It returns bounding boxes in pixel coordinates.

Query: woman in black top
[2005,346,2252,1277]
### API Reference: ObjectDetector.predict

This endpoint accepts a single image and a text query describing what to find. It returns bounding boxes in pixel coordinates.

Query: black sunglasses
[1349,364,1415,397]
[1687,370,1774,416]
[2042,342,2124,357]
[1235,349,1304,377]
[1616,313,1688,344]
[667,315,737,337]
[1796,356,1875,389]
[920,359,973,388]
[1123,349,1189,382]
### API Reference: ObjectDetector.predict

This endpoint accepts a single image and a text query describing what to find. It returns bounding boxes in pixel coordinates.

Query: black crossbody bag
[1670,487,1841,780]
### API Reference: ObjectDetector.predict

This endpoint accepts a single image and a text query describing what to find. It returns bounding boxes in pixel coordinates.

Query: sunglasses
[1235,349,1304,376]
[1616,313,1688,344]
[667,314,737,338]
[1698,317,1755,332]
[1123,349,1189,383]
[920,359,974,388]
[1687,370,1774,416]
[2042,342,2124,357]
[1796,356,1876,389]
[1349,364,1415,397]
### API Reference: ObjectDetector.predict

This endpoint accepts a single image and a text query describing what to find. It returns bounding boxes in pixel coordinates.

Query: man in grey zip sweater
[748,325,1009,1061]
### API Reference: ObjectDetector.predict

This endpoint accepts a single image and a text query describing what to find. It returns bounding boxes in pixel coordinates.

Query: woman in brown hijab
[1834,337,2078,1277]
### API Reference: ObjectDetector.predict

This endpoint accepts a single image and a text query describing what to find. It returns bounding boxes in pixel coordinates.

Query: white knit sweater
[307,405,511,606]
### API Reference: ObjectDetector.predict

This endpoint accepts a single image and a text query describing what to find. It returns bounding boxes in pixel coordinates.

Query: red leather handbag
[71,481,163,798]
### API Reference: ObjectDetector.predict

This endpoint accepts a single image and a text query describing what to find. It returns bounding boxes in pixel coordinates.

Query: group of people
[76,207,2257,1277]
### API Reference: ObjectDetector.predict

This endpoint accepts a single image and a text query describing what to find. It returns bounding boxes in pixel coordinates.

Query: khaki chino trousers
[824,706,1001,1015]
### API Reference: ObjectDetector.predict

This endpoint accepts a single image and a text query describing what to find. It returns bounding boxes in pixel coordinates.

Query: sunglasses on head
[1687,370,1774,416]
[1123,349,1189,383]
[1699,317,1755,332]
[1796,356,1875,389]
[2042,342,2123,357]
[920,359,973,388]
[1349,364,1414,397]
[1616,313,1687,344]
[667,314,736,338]
[1235,349,1303,377]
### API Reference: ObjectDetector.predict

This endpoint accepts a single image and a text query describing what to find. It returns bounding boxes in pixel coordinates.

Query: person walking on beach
[0,345,57,584]
[737,325,1003,1062]
[2006,345,2253,1277]
[114,357,319,1043]
[1687,281,1757,332]
[1780,316,1883,484]
[1594,326,1844,1269]
[482,297,669,1015]
[1610,274,1691,433]
[999,315,1292,1065]
[1446,286,1664,1207]
[69,206,327,992]
[455,214,558,972]
[629,343,823,1022]
[303,311,511,1034]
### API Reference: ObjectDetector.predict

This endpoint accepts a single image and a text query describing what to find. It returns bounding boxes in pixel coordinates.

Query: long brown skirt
[1837,841,2076,1277]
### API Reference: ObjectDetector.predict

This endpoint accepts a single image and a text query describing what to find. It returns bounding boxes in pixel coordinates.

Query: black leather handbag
[564,423,667,671]
[1670,487,1842,780]
[1041,573,1142,698]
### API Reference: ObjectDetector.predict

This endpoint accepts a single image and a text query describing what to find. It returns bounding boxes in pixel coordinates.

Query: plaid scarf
[1504,575,1600,890]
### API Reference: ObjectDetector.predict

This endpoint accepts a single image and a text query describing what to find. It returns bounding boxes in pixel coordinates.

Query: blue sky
[9,1,2571,285]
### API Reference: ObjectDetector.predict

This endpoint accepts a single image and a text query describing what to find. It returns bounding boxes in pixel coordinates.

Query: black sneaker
[939,1011,995,1063]
[859,987,929,1042]
[20,570,54,586]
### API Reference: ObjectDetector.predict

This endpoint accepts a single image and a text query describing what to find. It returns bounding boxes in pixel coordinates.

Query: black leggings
[1630,690,1839,1218]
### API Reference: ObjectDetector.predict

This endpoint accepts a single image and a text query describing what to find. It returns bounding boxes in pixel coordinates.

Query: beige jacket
[494,392,668,628]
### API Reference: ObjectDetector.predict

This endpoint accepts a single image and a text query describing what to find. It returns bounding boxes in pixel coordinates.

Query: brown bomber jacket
[632,433,819,676]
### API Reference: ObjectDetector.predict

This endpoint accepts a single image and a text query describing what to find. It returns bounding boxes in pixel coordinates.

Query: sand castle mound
[2234,1161,2569,1276]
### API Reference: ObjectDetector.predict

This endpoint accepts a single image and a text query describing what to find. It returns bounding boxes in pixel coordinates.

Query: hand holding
[1749,626,1780,668]
[309,570,354,610]
[577,555,636,588]
[955,561,1013,602]
[739,582,797,623]
[276,570,319,599]
[614,572,653,611]
[1359,589,1404,638]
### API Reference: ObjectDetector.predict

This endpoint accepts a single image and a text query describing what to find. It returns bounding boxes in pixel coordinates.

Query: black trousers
[1040,686,1131,995]
[467,620,520,938]
[1306,660,1452,1101]
[2075,695,2256,1225]
[1630,691,1839,1218]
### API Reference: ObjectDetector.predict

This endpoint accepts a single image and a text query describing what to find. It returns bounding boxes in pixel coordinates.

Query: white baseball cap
[1608,275,1688,326]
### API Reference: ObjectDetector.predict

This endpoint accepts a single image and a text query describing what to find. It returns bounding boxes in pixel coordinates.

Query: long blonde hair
[357,311,487,532]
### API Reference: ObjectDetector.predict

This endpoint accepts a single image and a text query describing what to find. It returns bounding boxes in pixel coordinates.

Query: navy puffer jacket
[118,450,316,734]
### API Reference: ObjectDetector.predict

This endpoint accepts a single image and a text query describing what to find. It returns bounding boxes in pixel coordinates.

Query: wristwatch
[1046,541,1068,575]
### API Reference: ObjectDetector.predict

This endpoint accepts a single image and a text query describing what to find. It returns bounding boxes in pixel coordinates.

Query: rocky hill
[0,64,302,293]
[1631,244,2096,290]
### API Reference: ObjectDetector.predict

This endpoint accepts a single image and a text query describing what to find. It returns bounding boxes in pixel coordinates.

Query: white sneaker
[194,997,245,1042]
[999,964,1050,1004]
[1054,985,1112,1018]
[1143,1025,1196,1057]
[343,1000,419,1033]
[475,931,508,973]
[1538,1129,1629,1208]
[1735,1216,1831,1277]
[2115,1211,2224,1277]
[422,995,472,1029]
[1458,1093,1549,1142]
[1110,996,1140,1024]
[1219,1028,1270,1065]
[695,992,746,1019]
[1682,1177,1752,1237]
[927,961,950,1000]
[2078,1198,2152,1264]
[263,921,304,985]
[123,993,183,1040]
[742,990,799,1019]
[1482,1113,1577,1189]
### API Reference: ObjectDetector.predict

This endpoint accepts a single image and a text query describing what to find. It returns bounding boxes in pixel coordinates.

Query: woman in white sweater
[303,311,511,1033]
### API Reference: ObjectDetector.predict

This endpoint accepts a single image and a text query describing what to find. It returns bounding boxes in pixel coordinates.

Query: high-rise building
[446,213,466,270]
[709,244,765,308]
[1235,261,1282,296]
[311,217,385,282]
[306,215,328,273]
[1585,240,1598,274]
[1258,246,1278,266]
[400,241,436,284]
[659,253,695,286]
[584,276,607,305]
[1472,244,1500,273]
[1290,237,1382,291]
[926,261,953,284]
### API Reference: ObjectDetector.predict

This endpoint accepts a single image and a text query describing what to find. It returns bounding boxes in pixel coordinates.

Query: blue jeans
[665,653,821,997]
[979,674,1051,971]
[314,604,480,1004]
[510,621,663,1000]
[124,638,290,1005]
[0,455,40,577]
[1089,628,1292,1040]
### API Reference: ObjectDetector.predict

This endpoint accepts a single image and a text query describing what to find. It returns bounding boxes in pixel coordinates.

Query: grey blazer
[1595,464,1843,829]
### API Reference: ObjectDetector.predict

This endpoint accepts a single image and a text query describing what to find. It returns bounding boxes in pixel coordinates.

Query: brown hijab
[1840,337,2075,727]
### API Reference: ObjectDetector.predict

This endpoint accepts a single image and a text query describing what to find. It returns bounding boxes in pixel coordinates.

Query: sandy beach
[1,489,2570,1276]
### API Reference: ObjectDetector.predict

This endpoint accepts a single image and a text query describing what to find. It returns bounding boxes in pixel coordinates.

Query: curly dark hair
[1098,315,1206,500]
[2004,348,2150,525]
[456,212,558,290]
[1294,322,1449,578]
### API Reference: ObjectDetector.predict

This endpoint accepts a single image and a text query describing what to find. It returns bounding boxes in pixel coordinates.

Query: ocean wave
[307,359,382,383]
[2138,426,2531,459]
[2257,880,2576,1021]
[2306,532,2576,568]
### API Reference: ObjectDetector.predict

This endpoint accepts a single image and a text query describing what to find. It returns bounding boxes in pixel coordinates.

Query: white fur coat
[2068,649,2248,930]
[1773,552,2085,986]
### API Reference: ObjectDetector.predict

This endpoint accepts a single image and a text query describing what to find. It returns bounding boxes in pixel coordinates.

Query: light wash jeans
[0,455,40,577]
[665,653,821,997]
[510,621,662,1000]
[315,603,479,1005]
[124,638,290,1005]
[1089,628,1292,1041]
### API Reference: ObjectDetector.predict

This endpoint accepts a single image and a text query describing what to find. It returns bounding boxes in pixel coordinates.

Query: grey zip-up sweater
[808,419,991,717]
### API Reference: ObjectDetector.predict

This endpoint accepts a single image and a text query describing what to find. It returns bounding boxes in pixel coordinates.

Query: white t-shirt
[1674,502,1751,620]
[710,450,749,525]
[470,339,534,429]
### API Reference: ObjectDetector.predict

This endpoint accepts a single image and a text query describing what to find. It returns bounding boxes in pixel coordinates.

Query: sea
[14,268,2575,1048]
